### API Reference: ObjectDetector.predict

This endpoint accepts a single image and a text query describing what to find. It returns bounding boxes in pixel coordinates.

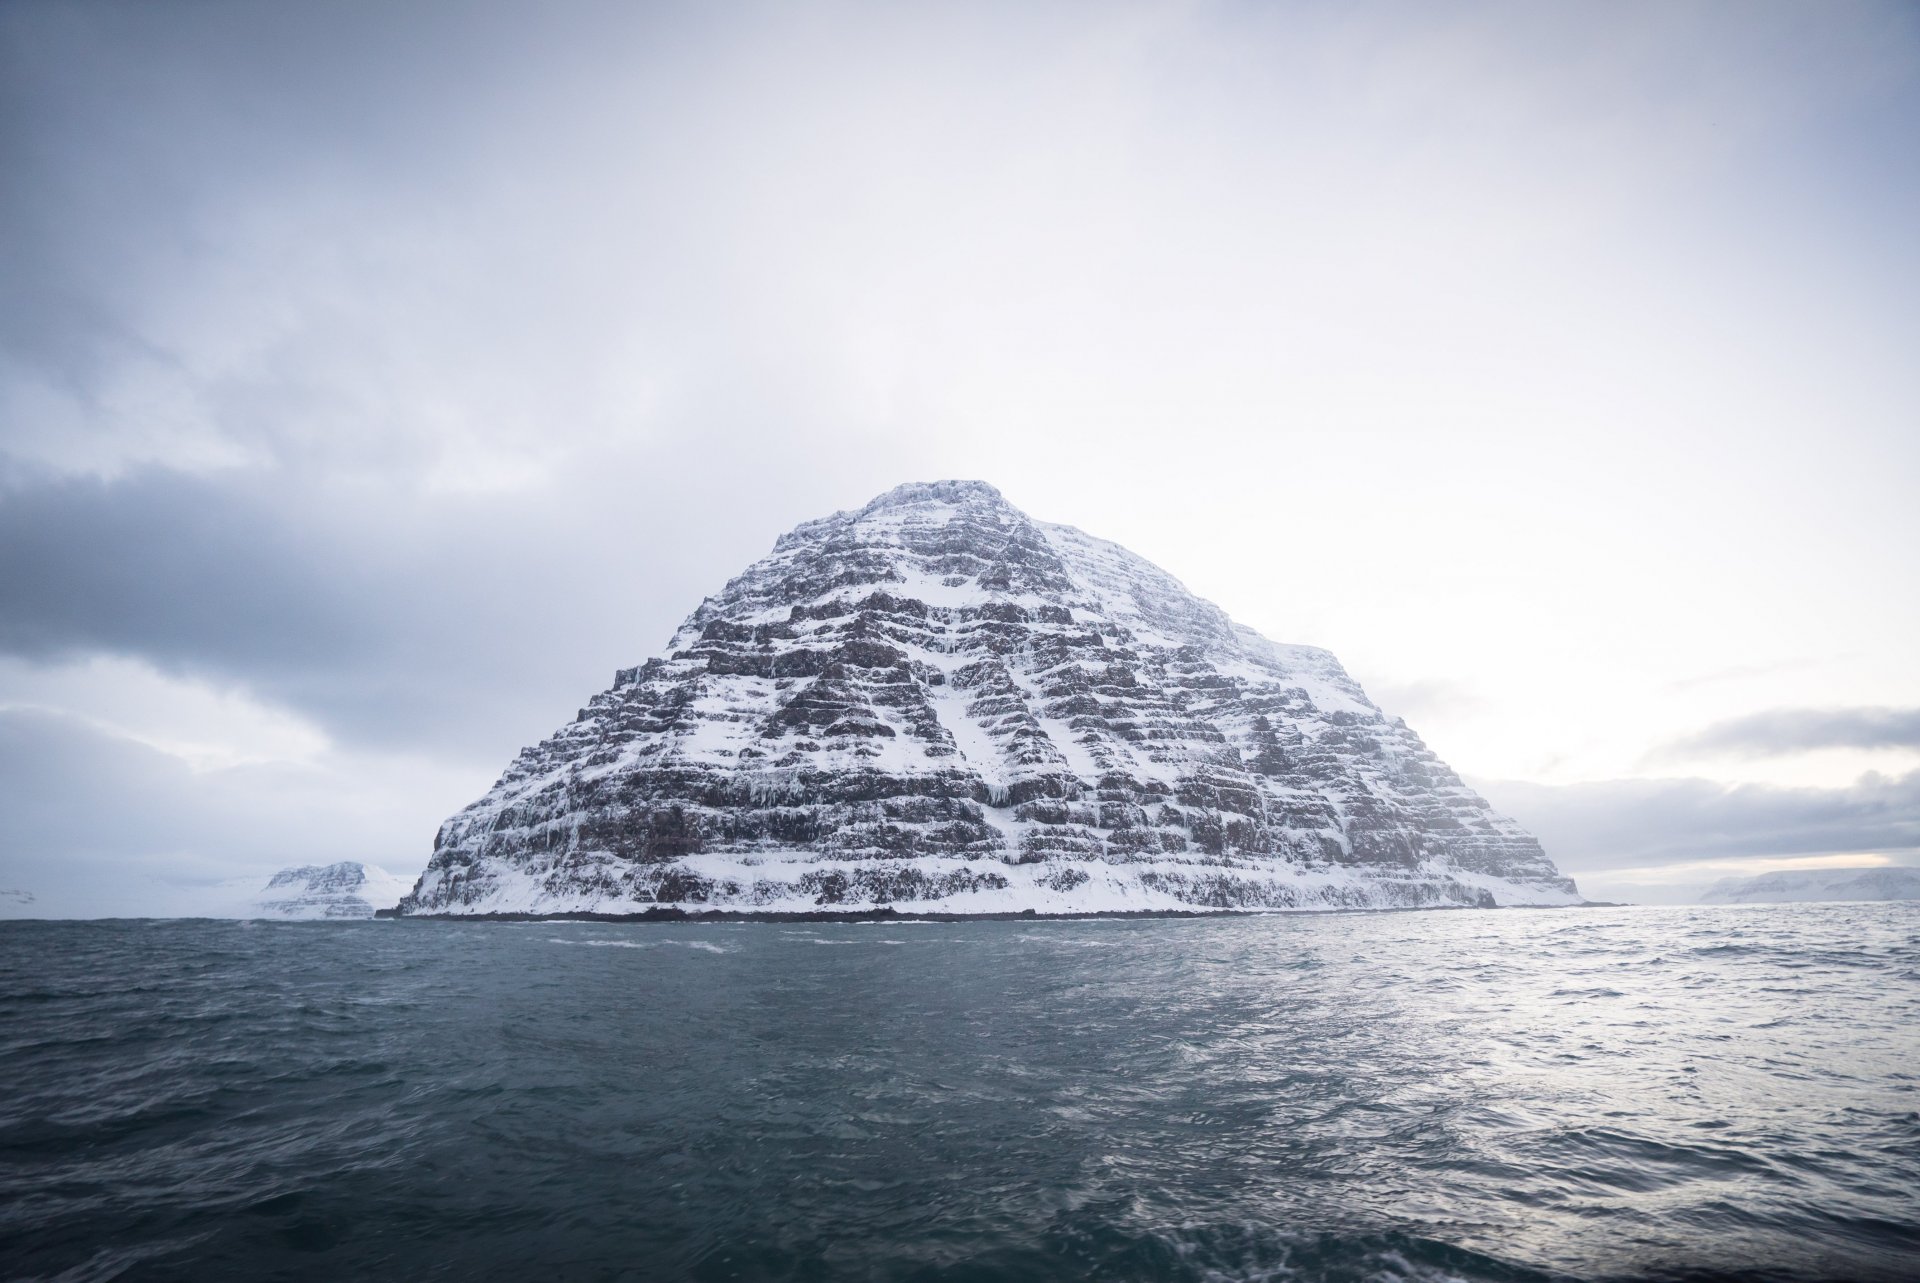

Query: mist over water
[3,906,1916,1282]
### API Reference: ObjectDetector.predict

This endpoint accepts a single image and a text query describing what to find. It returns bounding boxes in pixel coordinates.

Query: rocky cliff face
[399,481,1580,916]
[251,862,414,919]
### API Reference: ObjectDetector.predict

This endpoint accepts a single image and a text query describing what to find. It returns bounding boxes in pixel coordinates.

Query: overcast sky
[3,0,1916,913]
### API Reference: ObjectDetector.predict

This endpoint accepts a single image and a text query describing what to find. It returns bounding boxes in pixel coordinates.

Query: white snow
[221,862,420,920]
[1699,866,1920,904]
[407,480,1581,919]
[926,679,1009,792]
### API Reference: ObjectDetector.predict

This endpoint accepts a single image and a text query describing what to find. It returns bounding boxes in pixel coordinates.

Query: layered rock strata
[252,862,413,919]
[399,481,1580,915]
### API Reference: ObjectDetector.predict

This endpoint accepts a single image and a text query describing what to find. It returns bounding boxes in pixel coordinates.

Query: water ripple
[1,903,1915,1281]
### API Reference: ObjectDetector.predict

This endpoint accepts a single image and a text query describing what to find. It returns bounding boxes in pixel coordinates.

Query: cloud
[1363,677,1489,725]
[0,464,356,670]
[1657,706,1920,760]
[0,449,898,763]
[1660,659,1827,693]
[0,654,329,770]
[1476,770,1920,871]
[0,707,477,914]
[0,460,557,761]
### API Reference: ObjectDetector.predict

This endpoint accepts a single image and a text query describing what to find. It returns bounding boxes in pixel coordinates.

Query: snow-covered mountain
[399,481,1581,917]
[244,862,415,919]
[1700,866,1920,905]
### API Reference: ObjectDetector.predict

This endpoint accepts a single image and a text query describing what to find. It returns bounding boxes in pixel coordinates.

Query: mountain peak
[859,479,1007,515]
[399,484,1579,917]
[250,861,414,919]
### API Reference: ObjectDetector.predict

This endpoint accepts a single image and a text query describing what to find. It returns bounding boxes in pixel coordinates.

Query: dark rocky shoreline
[374,901,1612,923]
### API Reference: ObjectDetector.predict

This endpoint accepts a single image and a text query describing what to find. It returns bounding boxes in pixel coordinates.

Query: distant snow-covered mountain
[1700,866,1920,905]
[242,862,415,919]
[399,480,1582,917]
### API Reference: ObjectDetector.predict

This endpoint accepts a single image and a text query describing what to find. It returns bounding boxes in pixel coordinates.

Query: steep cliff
[400,481,1579,915]
[250,862,414,919]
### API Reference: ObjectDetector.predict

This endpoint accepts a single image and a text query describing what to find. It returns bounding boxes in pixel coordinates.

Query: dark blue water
[3,905,1916,1282]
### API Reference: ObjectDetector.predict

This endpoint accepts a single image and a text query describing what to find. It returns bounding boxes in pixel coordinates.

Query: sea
[2,904,1915,1282]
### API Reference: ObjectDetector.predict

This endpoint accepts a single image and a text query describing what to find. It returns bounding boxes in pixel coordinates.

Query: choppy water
[2,905,1916,1282]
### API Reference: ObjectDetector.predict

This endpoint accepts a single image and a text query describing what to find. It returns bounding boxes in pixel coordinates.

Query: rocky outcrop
[250,862,414,919]
[399,481,1580,916]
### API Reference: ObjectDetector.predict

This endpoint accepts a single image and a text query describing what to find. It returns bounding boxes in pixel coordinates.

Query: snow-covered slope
[400,481,1581,916]
[1700,867,1920,905]
[243,862,415,919]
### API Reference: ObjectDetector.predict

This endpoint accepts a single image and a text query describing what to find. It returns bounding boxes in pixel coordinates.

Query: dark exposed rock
[252,861,414,919]
[398,480,1580,916]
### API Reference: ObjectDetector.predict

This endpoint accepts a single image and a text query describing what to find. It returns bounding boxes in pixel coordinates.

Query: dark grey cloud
[0,0,912,769]
[0,464,355,669]
[0,0,742,485]
[1477,770,1920,870]
[0,1,443,385]
[1658,706,1920,759]
[0,460,567,761]
[0,448,898,764]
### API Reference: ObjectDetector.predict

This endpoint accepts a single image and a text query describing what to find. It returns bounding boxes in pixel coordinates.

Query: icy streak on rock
[399,480,1581,915]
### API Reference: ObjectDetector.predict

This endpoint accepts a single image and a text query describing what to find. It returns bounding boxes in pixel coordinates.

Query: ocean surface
[2,905,1916,1282]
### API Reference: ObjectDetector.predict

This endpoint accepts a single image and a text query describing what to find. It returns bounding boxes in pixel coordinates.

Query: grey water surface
[2,904,1916,1281]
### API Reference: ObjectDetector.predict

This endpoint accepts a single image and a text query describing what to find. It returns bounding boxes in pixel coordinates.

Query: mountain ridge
[398,480,1580,916]
[1700,866,1920,905]
[247,862,415,919]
